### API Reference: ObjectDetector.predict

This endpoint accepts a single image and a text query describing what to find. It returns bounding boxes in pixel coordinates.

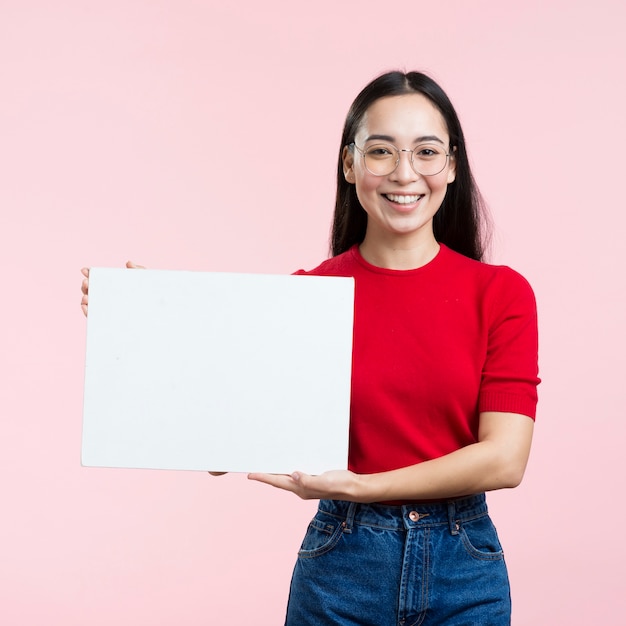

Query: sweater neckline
[349,243,447,276]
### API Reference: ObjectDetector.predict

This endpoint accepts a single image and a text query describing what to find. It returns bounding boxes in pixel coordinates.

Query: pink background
[1,0,624,623]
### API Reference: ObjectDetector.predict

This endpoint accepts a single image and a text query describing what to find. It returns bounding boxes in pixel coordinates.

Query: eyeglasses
[350,142,451,177]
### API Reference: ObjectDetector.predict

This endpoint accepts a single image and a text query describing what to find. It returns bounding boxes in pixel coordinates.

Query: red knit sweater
[296,244,540,475]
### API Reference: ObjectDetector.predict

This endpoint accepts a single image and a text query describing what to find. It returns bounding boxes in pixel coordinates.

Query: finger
[81,277,89,295]
[81,293,89,317]
[81,267,90,278]
[126,261,146,269]
[247,472,298,492]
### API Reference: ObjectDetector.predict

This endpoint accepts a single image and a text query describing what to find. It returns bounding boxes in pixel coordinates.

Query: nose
[390,149,419,183]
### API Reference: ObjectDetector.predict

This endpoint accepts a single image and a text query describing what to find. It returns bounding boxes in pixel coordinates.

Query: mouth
[383,193,424,205]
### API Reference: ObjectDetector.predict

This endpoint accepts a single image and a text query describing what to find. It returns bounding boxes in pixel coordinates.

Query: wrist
[351,472,384,503]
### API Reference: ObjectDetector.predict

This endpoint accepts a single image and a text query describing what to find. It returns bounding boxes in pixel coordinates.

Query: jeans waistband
[317,493,488,533]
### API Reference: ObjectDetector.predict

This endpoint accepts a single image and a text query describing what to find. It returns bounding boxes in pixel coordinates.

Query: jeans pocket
[297,513,345,559]
[458,514,505,561]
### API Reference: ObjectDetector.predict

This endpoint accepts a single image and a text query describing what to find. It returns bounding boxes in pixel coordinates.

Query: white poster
[82,268,354,474]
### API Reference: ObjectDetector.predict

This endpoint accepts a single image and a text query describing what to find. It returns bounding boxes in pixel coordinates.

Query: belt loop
[343,501,358,533]
[447,500,459,535]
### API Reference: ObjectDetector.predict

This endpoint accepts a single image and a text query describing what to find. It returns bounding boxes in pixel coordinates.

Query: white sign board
[82,268,354,474]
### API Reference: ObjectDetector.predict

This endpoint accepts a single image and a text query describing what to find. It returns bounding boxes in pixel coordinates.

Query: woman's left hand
[248,469,363,501]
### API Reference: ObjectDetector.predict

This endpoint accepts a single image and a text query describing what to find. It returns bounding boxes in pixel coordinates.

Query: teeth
[385,194,421,204]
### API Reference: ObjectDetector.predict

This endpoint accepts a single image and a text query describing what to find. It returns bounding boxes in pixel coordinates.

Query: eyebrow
[364,134,445,145]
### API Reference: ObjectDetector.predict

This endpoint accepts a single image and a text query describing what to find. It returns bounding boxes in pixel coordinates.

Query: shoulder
[441,245,536,304]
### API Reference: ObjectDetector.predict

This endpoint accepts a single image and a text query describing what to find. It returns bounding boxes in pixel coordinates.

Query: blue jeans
[285,494,510,625]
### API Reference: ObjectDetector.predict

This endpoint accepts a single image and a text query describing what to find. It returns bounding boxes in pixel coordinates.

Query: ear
[342,145,355,183]
[446,146,457,184]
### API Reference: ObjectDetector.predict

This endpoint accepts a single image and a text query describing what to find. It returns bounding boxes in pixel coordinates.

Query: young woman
[247,72,540,625]
[81,71,539,625]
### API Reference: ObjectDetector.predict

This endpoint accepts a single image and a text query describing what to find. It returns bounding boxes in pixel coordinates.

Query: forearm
[248,413,534,503]
[354,439,527,503]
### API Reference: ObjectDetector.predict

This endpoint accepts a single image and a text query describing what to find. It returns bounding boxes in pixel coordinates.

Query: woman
[82,71,539,625]
[247,72,540,625]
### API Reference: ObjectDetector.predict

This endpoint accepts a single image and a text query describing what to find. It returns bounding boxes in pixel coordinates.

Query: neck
[359,235,440,270]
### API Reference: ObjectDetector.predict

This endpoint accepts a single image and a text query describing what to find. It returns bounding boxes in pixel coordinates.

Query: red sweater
[296,244,540,475]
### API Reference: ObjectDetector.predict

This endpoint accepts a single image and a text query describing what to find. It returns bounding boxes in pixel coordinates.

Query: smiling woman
[247,71,540,625]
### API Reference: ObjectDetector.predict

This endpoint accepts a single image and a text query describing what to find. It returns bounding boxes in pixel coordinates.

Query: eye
[365,144,396,159]
[414,144,444,159]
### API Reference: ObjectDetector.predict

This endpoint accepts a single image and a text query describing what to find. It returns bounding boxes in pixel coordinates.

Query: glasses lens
[363,144,398,176]
[412,144,448,176]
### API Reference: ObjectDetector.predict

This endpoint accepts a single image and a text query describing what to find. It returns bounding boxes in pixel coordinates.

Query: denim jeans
[285,494,510,626]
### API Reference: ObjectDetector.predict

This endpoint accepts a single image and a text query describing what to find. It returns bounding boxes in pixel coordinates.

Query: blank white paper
[82,268,354,474]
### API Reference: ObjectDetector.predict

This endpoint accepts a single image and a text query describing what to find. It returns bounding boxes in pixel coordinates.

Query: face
[343,94,456,248]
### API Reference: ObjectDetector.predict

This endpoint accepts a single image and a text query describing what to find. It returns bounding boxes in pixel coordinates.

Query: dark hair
[331,71,490,261]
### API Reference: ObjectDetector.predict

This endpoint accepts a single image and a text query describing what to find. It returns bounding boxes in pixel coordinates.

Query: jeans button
[408,510,420,522]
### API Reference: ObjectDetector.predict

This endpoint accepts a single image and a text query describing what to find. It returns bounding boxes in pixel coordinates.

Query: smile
[384,194,423,204]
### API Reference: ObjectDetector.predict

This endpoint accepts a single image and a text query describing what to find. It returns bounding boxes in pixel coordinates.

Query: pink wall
[1,1,624,623]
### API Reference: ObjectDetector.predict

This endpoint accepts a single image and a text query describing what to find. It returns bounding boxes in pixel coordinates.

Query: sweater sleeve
[478,267,540,419]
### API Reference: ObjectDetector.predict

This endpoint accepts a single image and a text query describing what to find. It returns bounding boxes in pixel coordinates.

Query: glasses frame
[350,142,451,177]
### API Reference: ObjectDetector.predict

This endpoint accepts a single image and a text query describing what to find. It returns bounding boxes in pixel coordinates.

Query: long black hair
[331,71,490,261]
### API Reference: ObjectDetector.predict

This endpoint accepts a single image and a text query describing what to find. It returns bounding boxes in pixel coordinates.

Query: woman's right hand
[80,267,90,317]
[80,261,145,317]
